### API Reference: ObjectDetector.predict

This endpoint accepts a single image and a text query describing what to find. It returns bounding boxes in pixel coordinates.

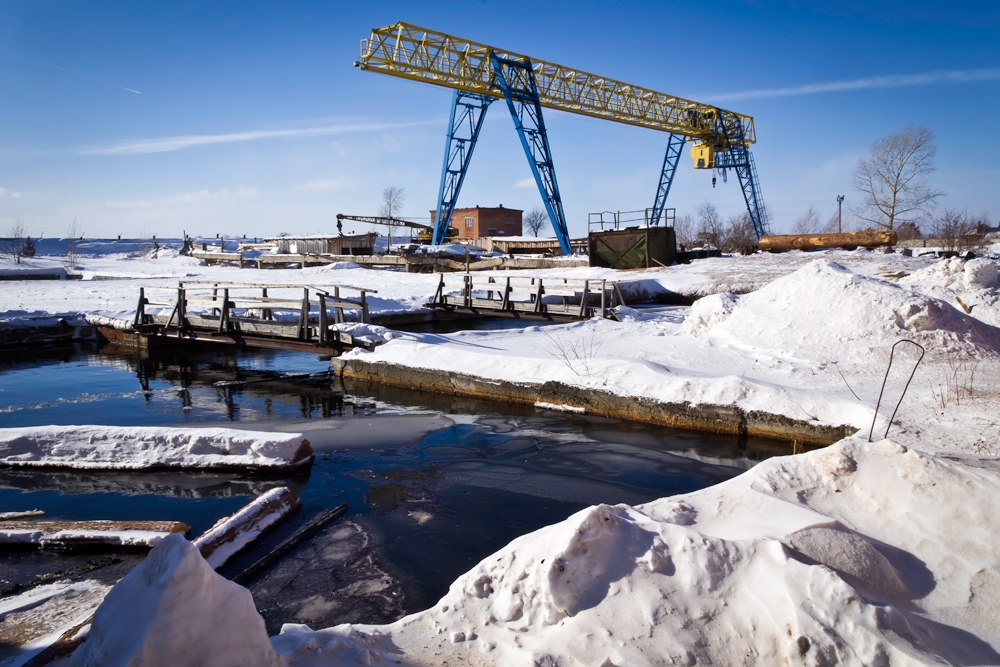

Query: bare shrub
[927,209,981,252]
[2,220,29,264]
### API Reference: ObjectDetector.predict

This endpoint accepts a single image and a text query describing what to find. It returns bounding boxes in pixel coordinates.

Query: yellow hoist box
[691,143,714,169]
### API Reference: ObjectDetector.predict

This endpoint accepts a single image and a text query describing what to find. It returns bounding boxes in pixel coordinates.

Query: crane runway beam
[356,22,755,145]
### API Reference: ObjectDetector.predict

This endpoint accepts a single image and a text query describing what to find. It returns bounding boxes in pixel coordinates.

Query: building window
[488,228,498,236]
[465,217,474,228]
[505,220,514,225]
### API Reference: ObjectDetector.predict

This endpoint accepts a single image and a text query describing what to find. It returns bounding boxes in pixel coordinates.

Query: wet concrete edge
[329,358,857,446]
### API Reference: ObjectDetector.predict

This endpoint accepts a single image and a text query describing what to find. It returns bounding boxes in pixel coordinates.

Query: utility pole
[836,195,845,233]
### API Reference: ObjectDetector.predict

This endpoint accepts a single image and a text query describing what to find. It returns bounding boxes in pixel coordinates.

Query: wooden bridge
[427,274,625,320]
[132,282,379,353]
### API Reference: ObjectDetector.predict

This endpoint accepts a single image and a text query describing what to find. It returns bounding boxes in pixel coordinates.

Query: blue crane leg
[650,133,686,227]
[489,53,572,255]
[433,90,493,245]
[734,150,770,239]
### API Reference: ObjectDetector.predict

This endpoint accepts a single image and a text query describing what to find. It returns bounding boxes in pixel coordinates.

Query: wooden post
[218,288,230,332]
[178,287,187,334]
[360,291,370,324]
[432,275,444,307]
[299,288,310,340]
[318,293,328,344]
[262,287,271,321]
[334,287,344,324]
[133,288,146,328]
[600,280,607,318]
[238,253,245,269]
[501,277,511,311]
[578,280,589,318]
[534,279,544,314]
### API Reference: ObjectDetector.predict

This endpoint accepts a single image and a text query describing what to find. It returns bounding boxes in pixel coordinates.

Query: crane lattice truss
[356,22,770,252]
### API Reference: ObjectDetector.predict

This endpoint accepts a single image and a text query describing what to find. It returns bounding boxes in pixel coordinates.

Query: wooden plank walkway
[132,282,380,353]
[428,274,625,320]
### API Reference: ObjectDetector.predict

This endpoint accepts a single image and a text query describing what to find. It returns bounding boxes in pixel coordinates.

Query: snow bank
[273,437,1000,665]
[0,425,314,471]
[331,322,402,345]
[69,533,282,667]
[683,259,1000,354]
[900,257,999,291]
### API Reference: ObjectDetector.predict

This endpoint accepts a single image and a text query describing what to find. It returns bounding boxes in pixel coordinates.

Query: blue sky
[1,0,997,240]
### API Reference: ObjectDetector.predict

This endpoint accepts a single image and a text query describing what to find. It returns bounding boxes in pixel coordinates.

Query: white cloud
[300,179,342,192]
[80,121,436,156]
[514,177,535,189]
[105,188,259,209]
[0,186,21,198]
[707,67,1000,102]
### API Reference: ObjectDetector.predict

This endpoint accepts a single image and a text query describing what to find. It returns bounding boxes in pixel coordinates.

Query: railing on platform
[428,274,625,320]
[587,208,675,233]
[133,282,376,347]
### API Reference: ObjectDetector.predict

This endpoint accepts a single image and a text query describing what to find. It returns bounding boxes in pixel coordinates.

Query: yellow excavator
[335,214,458,242]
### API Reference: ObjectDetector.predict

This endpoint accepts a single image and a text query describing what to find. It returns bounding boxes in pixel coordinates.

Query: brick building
[429,205,523,239]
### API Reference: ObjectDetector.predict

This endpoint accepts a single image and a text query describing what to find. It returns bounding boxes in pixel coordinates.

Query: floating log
[232,503,348,585]
[193,487,302,570]
[0,519,188,550]
[758,230,896,251]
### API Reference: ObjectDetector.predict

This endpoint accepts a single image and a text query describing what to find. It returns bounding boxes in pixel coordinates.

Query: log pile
[759,230,896,251]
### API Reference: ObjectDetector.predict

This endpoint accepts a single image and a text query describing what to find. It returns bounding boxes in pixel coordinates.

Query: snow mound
[0,425,313,470]
[683,292,738,334]
[901,257,999,291]
[683,259,999,353]
[69,534,281,667]
[273,437,1000,666]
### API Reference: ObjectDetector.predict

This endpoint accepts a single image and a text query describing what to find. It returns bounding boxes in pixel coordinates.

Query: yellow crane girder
[355,22,755,146]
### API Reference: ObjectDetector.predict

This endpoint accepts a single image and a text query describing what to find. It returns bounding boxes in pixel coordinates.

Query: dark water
[0,343,784,631]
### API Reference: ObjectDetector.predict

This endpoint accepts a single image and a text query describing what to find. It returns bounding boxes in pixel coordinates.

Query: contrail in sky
[706,67,1000,102]
[0,48,142,95]
[80,121,439,156]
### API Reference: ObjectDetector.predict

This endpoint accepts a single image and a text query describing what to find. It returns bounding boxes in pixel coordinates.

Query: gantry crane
[355,22,770,254]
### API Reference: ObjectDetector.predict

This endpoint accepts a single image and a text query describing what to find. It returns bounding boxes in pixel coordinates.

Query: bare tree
[894,221,923,242]
[524,207,547,236]
[378,186,405,219]
[695,201,724,246]
[673,213,695,249]
[719,212,757,255]
[927,209,980,252]
[852,126,943,230]
[792,206,821,234]
[2,220,29,264]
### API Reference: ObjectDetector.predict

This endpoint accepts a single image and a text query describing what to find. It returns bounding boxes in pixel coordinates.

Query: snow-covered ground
[2,244,1000,665]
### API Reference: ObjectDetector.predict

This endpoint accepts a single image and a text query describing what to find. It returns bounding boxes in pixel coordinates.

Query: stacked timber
[759,230,896,251]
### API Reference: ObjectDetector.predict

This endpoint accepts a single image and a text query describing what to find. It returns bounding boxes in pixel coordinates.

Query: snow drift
[0,425,313,471]
[684,259,1000,355]
[69,533,282,667]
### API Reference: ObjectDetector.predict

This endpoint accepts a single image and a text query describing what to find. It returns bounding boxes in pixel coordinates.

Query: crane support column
[433,90,494,245]
[712,112,770,239]
[490,52,572,255]
[649,133,686,227]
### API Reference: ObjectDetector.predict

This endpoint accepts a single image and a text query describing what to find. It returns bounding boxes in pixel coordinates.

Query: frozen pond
[0,344,785,632]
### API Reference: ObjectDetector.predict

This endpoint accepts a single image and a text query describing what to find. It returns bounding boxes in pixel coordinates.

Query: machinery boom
[356,22,755,145]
